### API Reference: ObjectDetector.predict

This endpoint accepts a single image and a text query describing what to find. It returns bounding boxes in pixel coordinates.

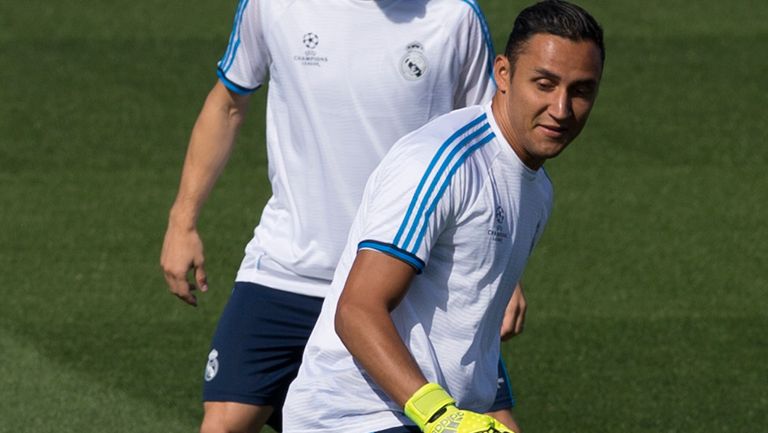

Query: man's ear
[493,55,512,94]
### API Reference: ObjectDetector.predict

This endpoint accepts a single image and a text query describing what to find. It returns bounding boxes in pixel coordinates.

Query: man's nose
[549,90,572,121]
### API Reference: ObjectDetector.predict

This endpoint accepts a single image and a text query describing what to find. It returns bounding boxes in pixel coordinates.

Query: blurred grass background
[1,0,766,431]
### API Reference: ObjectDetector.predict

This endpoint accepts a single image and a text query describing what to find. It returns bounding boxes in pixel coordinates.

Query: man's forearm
[335,300,427,407]
[170,82,249,227]
[334,250,425,407]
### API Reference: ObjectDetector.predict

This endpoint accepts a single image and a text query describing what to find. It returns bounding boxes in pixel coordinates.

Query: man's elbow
[334,298,361,345]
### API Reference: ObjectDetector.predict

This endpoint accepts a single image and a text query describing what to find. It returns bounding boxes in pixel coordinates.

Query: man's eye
[572,86,595,98]
[535,80,555,91]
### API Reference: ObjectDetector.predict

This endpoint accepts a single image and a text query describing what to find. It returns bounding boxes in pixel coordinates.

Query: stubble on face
[492,34,603,170]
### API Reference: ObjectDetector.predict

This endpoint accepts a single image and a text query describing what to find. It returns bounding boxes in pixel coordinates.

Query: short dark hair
[504,0,605,70]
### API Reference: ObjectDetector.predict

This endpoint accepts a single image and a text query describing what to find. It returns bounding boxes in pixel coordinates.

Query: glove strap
[404,383,456,430]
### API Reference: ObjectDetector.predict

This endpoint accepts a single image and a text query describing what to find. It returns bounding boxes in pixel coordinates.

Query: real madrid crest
[204,348,219,382]
[400,42,428,81]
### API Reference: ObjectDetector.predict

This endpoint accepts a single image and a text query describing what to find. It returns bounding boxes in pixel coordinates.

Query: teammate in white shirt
[160,0,526,432]
[283,1,605,432]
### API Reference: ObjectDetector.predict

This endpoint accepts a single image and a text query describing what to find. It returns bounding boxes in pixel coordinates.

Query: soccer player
[282,1,605,432]
[160,1,525,432]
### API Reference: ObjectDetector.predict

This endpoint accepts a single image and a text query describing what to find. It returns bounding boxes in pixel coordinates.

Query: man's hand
[160,222,208,306]
[500,282,527,341]
[405,383,515,433]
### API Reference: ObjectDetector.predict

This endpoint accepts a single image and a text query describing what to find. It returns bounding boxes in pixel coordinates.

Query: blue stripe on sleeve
[409,131,494,253]
[221,40,241,73]
[460,0,496,77]
[393,114,487,247]
[218,0,250,74]
[400,123,491,252]
[358,240,425,273]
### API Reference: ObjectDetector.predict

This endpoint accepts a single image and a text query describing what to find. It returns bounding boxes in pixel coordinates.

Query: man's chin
[534,141,569,161]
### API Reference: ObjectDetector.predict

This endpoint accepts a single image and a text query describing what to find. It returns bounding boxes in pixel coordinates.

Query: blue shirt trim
[219,0,250,74]
[410,131,494,253]
[358,240,425,273]
[217,68,258,94]
[393,114,487,248]
[460,0,496,78]
[402,124,492,253]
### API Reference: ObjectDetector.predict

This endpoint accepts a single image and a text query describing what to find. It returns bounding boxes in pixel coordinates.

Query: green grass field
[1,0,766,431]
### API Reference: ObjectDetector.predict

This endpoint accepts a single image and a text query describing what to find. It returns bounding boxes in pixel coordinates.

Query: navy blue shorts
[202,282,324,430]
[490,356,517,411]
[202,282,516,431]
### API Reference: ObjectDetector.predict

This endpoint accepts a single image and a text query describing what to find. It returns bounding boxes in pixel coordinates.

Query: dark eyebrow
[533,67,560,81]
[534,67,598,88]
[572,78,599,89]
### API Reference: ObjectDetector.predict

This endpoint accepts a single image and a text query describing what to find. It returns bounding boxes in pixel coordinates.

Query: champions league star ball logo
[488,206,509,242]
[204,349,219,382]
[495,206,506,224]
[295,32,328,66]
[302,32,319,49]
[400,42,428,81]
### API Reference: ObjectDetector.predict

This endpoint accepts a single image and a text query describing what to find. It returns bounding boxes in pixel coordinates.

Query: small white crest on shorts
[205,349,219,382]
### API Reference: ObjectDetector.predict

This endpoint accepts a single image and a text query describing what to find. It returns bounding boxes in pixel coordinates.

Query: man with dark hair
[504,0,605,67]
[160,0,526,432]
[282,1,605,432]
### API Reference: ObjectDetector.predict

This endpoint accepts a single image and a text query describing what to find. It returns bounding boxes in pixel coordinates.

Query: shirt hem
[235,269,330,298]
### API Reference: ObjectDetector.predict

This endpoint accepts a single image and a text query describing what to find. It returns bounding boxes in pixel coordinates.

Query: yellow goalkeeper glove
[404,383,515,433]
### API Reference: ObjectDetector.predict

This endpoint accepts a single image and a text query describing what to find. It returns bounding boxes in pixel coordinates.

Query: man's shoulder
[415,104,488,139]
[389,105,488,156]
[425,0,489,31]
[374,105,492,188]
[427,0,484,18]
[254,0,305,20]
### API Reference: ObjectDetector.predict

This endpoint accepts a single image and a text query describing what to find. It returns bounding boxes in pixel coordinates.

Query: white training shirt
[217,0,496,297]
[282,103,554,433]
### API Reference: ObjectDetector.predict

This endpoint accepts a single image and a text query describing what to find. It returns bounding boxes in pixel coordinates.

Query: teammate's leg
[485,356,521,432]
[200,282,323,433]
[200,402,272,433]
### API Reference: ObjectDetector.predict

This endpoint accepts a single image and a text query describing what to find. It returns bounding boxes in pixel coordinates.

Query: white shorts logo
[400,42,428,80]
[204,349,219,382]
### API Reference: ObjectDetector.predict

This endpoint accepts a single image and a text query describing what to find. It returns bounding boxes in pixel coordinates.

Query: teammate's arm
[500,282,527,340]
[160,81,251,306]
